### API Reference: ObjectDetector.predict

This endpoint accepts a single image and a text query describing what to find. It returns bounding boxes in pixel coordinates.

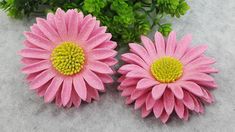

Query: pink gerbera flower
[118,31,218,123]
[20,8,117,108]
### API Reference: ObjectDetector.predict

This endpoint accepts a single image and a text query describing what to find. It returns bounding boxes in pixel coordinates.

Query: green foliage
[0,0,190,47]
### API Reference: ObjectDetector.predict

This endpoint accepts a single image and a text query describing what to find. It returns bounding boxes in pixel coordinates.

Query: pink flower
[118,31,218,123]
[20,8,117,108]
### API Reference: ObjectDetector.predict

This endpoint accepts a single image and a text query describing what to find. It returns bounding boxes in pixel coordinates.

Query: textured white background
[0,0,235,131]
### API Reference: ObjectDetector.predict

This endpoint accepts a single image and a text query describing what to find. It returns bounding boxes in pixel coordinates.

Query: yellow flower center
[51,42,85,76]
[151,57,183,83]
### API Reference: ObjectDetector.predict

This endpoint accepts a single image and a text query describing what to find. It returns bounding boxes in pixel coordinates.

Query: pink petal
[90,48,117,60]
[126,70,152,79]
[151,84,167,100]
[77,17,96,42]
[118,64,146,74]
[30,69,56,89]
[136,78,158,90]
[73,75,87,100]
[120,78,139,87]
[82,68,104,90]
[134,94,147,109]
[21,58,41,65]
[183,108,189,121]
[24,32,54,51]
[36,18,61,44]
[201,88,214,103]
[61,77,73,106]
[131,89,148,100]
[191,95,200,112]
[195,80,217,89]
[175,99,185,118]
[154,32,165,57]
[20,48,50,59]
[163,89,175,115]
[182,91,195,110]
[141,106,152,118]
[141,35,157,60]
[44,76,63,103]
[181,45,208,65]
[86,33,112,50]
[179,81,204,97]
[153,98,164,118]
[21,60,51,74]
[146,93,155,110]
[160,111,170,123]
[67,10,82,41]
[174,34,192,59]
[121,53,149,70]
[121,87,135,97]
[129,43,152,64]
[168,84,184,100]
[87,85,100,100]
[71,91,82,108]
[30,24,47,38]
[54,10,68,41]
[88,61,113,74]
[23,40,38,48]
[125,96,134,105]
[102,58,118,66]
[166,31,176,56]
[95,73,113,83]
[55,88,62,107]
[182,72,214,82]
[97,41,117,49]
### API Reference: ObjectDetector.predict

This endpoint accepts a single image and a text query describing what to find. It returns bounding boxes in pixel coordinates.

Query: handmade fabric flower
[20,8,117,108]
[118,31,218,123]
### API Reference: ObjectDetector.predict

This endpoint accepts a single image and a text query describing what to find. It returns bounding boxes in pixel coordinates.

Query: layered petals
[21,9,117,108]
[118,31,218,123]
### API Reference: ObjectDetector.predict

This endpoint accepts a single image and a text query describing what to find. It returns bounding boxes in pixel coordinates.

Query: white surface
[0,0,235,131]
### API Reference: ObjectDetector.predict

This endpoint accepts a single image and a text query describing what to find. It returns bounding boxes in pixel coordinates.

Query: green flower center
[51,42,85,76]
[151,57,183,83]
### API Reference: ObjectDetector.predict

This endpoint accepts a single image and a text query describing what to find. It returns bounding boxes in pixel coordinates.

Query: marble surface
[0,0,235,131]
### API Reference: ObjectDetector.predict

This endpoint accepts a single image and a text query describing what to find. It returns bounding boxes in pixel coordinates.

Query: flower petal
[88,61,113,74]
[146,93,155,110]
[163,89,175,115]
[160,111,170,123]
[20,48,50,59]
[129,43,152,64]
[36,18,61,44]
[86,33,112,50]
[121,53,149,70]
[82,68,104,90]
[24,32,54,51]
[181,45,208,65]
[166,31,176,56]
[21,60,51,74]
[134,94,147,109]
[136,78,158,90]
[179,81,204,97]
[44,76,63,103]
[153,98,164,118]
[73,75,87,100]
[182,73,214,83]
[168,84,184,100]
[182,91,195,110]
[90,48,117,60]
[174,34,192,59]
[61,77,73,106]
[151,84,167,100]
[141,35,157,60]
[154,32,165,57]
[175,99,184,119]
[77,17,96,42]
[141,106,152,118]
[30,69,56,89]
